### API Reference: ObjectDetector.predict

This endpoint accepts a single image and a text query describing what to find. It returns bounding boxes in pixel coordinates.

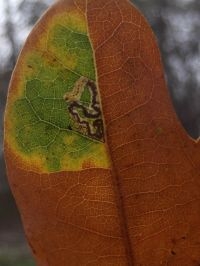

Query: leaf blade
[4,0,200,265]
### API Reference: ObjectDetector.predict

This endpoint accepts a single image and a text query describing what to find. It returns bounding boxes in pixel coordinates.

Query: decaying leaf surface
[4,0,200,265]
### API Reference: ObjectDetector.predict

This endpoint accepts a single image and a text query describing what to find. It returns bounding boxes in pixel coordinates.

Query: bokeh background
[0,0,199,265]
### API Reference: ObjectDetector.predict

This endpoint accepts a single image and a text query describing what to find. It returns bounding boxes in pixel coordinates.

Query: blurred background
[0,0,199,265]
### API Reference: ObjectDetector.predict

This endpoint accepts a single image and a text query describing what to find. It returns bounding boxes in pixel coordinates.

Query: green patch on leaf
[8,11,110,172]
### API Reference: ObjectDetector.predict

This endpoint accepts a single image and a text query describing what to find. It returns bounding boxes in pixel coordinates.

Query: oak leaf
[4,0,200,265]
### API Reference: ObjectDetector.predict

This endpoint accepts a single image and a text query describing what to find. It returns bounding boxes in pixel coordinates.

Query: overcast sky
[0,0,53,69]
